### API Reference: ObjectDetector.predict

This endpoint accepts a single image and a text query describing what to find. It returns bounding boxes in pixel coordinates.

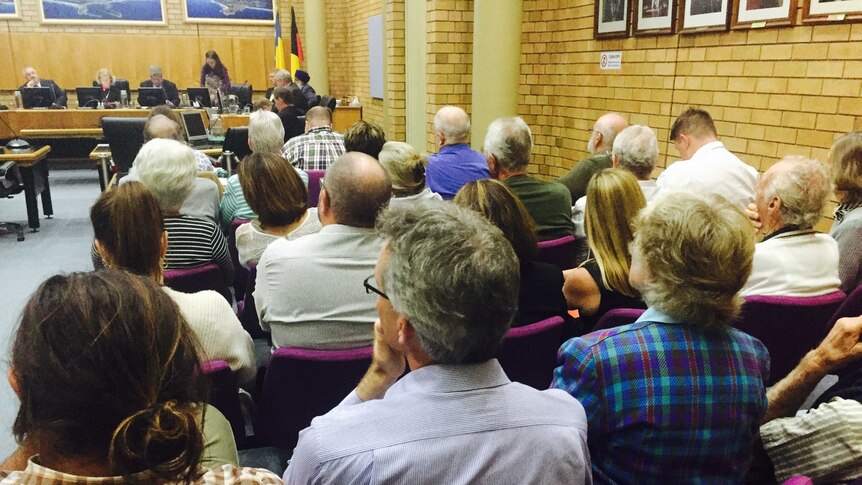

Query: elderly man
[344,121,387,159]
[255,152,391,349]
[281,106,345,170]
[20,66,66,108]
[425,106,490,199]
[283,201,591,484]
[557,113,628,202]
[486,117,573,240]
[657,107,758,208]
[266,69,292,100]
[138,65,180,107]
[740,155,840,297]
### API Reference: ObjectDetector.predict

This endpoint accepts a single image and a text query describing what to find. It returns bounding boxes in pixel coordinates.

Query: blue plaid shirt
[551,308,770,484]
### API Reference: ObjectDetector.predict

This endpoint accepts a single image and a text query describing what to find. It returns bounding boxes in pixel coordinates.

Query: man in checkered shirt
[281,106,346,171]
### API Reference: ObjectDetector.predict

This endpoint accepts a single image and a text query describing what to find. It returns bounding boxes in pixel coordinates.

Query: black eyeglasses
[363,274,388,300]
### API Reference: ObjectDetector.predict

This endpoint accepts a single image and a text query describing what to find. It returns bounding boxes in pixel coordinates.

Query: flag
[274,12,286,70]
[290,7,304,77]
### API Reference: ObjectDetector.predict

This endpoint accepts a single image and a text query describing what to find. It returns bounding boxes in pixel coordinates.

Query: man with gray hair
[740,155,840,296]
[266,69,292,101]
[255,152,392,349]
[20,66,66,108]
[557,112,628,202]
[486,116,574,240]
[283,201,591,484]
[425,106,490,199]
[138,65,180,107]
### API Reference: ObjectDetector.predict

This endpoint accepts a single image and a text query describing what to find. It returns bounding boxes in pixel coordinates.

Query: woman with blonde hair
[378,141,441,206]
[93,67,121,107]
[829,132,862,292]
[563,169,646,329]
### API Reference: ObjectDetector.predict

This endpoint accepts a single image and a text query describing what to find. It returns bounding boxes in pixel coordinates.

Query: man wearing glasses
[284,202,591,484]
[556,112,628,203]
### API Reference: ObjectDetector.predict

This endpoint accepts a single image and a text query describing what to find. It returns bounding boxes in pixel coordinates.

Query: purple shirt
[426,143,491,199]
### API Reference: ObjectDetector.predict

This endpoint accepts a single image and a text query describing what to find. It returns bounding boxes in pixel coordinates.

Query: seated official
[553,191,769,483]
[283,201,591,484]
[93,67,122,107]
[265,69,291,102]
[20,66,66,108]
[486,116,574,240]
[280,106,345,171]
[235,153,321,267]
[557,112,628,202]
[343,120,387,159]
[255,152,391,350]
[272,86,305,143]
[454,179,567,327]
[378,141,441,207]
[741,155,840,297]
[827,132,862,293]
[139,64,180,107]
[0,270,279,483]
[426,106,491,199]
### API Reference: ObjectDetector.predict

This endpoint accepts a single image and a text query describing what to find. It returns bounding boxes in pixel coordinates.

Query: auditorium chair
[319,95,337,113]
[163,263,232,304]
[220,127,251,174]
[592,308,646,332]
[201,360,246,447]
[825,284,862,331]
[228,84,253,109]
[100,117,146,176]
[734,291,846,386]
[227,219,251,301]
[254,346,373,449]
[535,235,577,271]
[496,316,565,390]
[306,170,325,207]
[0,161,25,241]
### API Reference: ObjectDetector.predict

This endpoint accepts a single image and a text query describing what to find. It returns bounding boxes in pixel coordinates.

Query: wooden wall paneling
[198,36,236,87]
[0,31,17,88]
[231,38,270,90]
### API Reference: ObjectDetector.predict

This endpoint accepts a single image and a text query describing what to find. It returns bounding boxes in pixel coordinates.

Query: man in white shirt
[255,152,392,349]
[657,108,758,208]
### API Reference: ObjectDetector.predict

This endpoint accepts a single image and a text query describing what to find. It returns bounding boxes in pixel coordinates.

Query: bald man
[426,106,491,199]
[20,66,67,108]
[557,113,628,202]
[281,106,346,170]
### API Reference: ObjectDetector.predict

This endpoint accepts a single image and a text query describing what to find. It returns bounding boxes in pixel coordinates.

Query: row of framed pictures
[596,0,862,37]
[0,0,277,25]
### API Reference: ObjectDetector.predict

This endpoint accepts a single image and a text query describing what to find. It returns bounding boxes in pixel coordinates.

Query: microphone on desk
[0,115,30,152]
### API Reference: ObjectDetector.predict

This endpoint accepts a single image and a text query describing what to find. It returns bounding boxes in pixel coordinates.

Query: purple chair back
[236,265,270,340]
[254,345,373,449]
[227,219,251,301]
[592,308,646,332]
[163,263,232,303]
[734,291,846,386]
[535,235,577,271]
[201,360,245,446]
[306,170,325,208]
[496,316,565,390]
[826,284,862,331]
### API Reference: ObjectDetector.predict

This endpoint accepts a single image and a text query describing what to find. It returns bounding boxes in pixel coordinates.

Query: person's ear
[160,231,168,259]
[594,132,604,150]
[611,153,620,168]
[768,196,781,214]
[7,368,20,398]
[94,239,113,267]
[319,187,330,215]
[436,132,445,147]
[487,154,499,178]
[247,138,254,151]
[397,317,414,348]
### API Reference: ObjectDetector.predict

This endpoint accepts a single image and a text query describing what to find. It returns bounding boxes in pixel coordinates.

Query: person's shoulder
[200,465,283,484]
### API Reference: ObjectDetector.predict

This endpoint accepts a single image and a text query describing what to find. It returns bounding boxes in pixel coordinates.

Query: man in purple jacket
[426,106,491,199]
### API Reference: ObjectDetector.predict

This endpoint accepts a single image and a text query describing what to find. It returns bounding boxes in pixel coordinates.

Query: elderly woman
[829,132,862,293]
[0,270,280,483]
[235,152,322,266]
[378,141,442,206]
[93,67,121,107]
[552,191,769,483]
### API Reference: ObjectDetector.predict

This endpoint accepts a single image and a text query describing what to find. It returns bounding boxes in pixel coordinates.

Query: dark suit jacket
[19,79,67,107]
[139,79,180,107]
[279,105,306,142]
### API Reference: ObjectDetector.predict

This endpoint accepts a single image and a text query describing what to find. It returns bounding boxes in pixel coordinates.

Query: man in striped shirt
[281,106,345,171]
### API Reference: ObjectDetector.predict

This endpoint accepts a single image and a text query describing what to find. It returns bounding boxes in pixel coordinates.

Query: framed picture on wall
[595,0,630,38]
[634,0,677,35]
[679,0,732,32]
[39,0,165,24]
[183,0,276,24]
[804,0,862,23]
[733,0,798,28]
[0,0,20,19]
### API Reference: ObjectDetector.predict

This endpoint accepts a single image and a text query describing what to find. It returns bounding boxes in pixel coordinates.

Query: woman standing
[200,50,231,95]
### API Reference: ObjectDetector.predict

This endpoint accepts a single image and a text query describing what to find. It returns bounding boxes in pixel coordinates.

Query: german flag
[290,7,303,77]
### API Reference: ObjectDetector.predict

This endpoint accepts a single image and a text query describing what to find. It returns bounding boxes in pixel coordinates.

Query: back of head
[453,179,538,263]
[631,191,754,328]
[239,152,307,227]
[143,114,184,143]
[12,269,206,481]
[585,169,645,297]
[272,86,293,105]
[305,106,332,128]
[132,138,197,212]
[763,155,830,229]
[273,69,292,84]
[593,112,628,151]
[343,121,387,159]
[325,152,392,227]
[248,109,285,154]
[376,201,519,364]
[433,106,471,145]
[612,125,659,179]
[90,182,164,278]
[483,117,532,172]
[378,141,427,196]
[670,107,718,141]
[147,105,184,133]
[830,131,862,205]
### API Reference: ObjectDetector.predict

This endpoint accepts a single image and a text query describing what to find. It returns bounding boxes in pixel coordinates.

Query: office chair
[0,161,25,241]
[229,84,253,108]
[222,127,251,162]
[100,117,146,176]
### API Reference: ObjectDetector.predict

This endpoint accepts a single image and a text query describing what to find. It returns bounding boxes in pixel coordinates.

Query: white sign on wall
[600,51,622,70]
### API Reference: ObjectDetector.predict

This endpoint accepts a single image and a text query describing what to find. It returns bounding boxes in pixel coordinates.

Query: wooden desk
[0,145,52,230]
[0,109,209,140]
[220,105,363,133]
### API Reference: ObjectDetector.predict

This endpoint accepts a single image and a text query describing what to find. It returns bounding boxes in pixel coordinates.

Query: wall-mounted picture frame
[183,0,276,25]
[733,0,798,28]
[634,0,677,35]
[804,0,862,23]
[0,0,20,19]
[40,0,165,24]
[595,0,630,38]
[680,0,732,32]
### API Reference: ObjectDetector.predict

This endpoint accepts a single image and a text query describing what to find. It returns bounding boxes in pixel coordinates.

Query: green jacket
[556,151,612,202]
[503,174,574,241]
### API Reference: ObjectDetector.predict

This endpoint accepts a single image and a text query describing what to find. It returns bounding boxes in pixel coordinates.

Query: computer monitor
[76,87,103,109]
[187,87,213,108]
[21,87,55,109]
[181,111,209,143]
[138,87,167,107]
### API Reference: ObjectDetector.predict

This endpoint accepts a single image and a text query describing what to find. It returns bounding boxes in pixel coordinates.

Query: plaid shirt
[0,460,283,484]
[551,308,770,484]
[281,126,345,171]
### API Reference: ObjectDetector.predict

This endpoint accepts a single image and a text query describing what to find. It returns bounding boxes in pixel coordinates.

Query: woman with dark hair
[454,179,568,326]
[200,50,231,95]
[0,270,281,483]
